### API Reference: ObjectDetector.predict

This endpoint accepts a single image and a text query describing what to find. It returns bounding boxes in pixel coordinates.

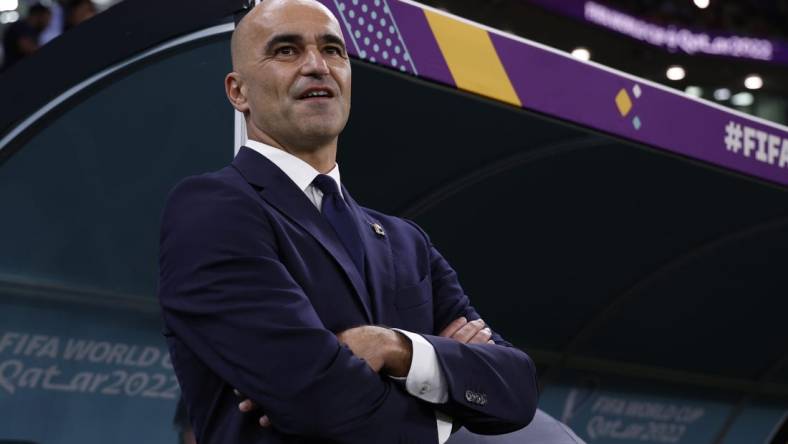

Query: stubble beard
[285,107,347,151]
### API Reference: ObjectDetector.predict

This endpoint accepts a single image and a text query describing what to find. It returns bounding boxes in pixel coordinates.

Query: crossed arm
[238,317,494,427]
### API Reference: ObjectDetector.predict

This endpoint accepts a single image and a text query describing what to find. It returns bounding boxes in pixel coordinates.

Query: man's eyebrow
[319,33,346,49]
[264,34,305,53]
[263,33,346,53]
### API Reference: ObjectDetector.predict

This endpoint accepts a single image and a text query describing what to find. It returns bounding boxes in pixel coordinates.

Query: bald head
[231,0,340,70]
[224,0,352,161]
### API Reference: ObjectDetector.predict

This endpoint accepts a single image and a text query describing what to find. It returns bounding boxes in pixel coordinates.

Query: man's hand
[235,389,270,428]
[439,317,494,344]
[236,325,414,427]
[336,325,413,377]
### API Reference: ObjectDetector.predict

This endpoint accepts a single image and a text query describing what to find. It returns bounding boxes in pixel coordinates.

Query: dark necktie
[312,174,366,276]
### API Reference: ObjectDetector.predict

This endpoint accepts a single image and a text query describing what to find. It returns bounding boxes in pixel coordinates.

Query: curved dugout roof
[0,0,787,440]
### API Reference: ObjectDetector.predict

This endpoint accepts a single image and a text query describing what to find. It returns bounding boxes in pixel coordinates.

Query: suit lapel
[232,148,373,323]
[343,186,395,324]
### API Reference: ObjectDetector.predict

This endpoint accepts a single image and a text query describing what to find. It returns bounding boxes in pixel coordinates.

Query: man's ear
[225,72,250,113]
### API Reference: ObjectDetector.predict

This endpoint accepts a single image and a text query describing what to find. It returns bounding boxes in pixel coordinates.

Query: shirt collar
[244,139,342,194]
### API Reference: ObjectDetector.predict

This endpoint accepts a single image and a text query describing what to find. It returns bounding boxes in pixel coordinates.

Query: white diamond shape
[632,84,642,98]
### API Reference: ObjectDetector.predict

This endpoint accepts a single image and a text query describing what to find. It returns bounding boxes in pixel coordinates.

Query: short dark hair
[28,3,51,16]
[64,0,95,10]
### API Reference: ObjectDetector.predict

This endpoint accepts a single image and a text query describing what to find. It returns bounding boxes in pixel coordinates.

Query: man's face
[234,1,351,150]
[31,12,52,32]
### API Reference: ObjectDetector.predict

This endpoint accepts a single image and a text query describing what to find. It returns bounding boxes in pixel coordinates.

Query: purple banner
[322,0,454,86]
[319,0,788,187]
[491,33,788,186]
[529,0,788,66]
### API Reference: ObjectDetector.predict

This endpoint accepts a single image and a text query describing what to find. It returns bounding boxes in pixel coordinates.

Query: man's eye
[325,46,344,56]
[276,46,296,56]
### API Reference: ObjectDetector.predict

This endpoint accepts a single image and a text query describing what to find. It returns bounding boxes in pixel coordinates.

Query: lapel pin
[371,223,386,237]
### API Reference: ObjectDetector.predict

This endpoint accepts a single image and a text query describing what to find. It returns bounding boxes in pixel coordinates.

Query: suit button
[465,390,487,406]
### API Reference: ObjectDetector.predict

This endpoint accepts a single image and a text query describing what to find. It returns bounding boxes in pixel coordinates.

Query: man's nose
[301,47,330,77]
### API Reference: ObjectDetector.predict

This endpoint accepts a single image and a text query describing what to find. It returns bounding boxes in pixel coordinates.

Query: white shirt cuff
[392,329,449,404]
[436,411,453,444]
[392,329,453,443]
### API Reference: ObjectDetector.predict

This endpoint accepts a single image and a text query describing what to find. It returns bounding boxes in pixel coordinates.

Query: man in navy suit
[158,0,539,442]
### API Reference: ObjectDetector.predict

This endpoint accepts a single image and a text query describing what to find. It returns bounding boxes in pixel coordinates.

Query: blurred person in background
[38,0,64,45]
[38,0,97,45]
[63,0,95,31]
[1,3,51,71]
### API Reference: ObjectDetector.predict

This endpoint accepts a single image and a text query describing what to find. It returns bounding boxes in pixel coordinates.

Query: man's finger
[259,415,271,428]
[451,319,485,343]
[468,327,492,344]
[439,317,467,338]
[487,339,495,344]
[238,399,256,412]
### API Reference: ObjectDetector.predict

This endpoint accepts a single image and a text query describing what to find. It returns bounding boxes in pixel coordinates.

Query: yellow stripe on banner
[424,10,521,107]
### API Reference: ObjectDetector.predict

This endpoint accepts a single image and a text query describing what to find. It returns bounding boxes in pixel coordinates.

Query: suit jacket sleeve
[158,175,437,443]
[404,220,539,435]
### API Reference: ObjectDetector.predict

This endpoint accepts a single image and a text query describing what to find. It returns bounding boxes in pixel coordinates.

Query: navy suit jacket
[158,147,538,443]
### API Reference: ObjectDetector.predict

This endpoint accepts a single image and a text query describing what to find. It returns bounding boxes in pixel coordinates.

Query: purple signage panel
[528,0,788,66]
[492,34,788,187]
[320,0,454,86]
[318,0,788,187]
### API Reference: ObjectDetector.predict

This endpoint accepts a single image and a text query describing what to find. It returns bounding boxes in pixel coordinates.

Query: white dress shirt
[244,140,452,443]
